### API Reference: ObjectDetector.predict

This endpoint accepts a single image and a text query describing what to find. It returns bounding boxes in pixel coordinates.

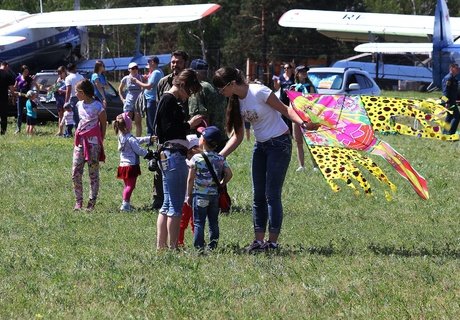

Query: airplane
[0,3,221,72]
[278,0,460,89]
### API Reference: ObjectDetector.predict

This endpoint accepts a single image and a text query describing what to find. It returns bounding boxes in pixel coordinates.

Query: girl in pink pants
[114,113,154,211]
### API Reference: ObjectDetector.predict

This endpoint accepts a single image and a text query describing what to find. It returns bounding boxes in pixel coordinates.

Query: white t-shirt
[65,72,85,97]
[239,84,288,142]
[77,99,104,133]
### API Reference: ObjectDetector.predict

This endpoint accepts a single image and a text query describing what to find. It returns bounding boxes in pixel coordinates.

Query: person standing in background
[65,63,85,127]
[273,63,295,134]
[119,62,144,136]
[132,56,164,135]
[14,65,36,134]
[53,66,68,136]
[0,61,15,135]
[289,65,319,172]
[442,63,460,135]
[188,59,227,136]
[91,60,108,108]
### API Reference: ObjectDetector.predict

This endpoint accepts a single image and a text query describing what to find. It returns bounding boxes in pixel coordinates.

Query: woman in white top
[118,62,143,136]
[213,67,318,252]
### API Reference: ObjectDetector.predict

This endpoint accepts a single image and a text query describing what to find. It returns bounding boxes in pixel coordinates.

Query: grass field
[1,91,460,319]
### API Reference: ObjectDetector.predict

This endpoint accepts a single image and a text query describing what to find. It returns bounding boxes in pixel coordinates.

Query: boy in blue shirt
[185,126,232,250]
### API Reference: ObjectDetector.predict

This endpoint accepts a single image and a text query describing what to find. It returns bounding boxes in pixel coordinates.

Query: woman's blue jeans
[160,150,188,216]
[252,133,292,235]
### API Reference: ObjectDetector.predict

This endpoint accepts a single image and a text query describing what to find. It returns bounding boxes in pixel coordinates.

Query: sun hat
[128,62,138,69]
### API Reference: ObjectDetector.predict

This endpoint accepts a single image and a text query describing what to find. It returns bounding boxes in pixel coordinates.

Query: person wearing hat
[131,56,164,135]
[185,126,233,250]
[189,59,227,141]
[118,62,144,136]
[289,65,319,172]
[0,61,16,135]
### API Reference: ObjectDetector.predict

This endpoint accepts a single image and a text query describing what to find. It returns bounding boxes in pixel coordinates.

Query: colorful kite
[361,96,459,141]
[287,92,430,200]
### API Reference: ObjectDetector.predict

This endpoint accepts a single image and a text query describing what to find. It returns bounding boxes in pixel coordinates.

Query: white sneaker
[120,202,133,212]
[296,166,306,172]
[313,167,320,172]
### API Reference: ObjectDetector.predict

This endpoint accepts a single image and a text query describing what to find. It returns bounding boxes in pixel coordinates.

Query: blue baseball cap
[199,126,222,145]
[190,59,208,71]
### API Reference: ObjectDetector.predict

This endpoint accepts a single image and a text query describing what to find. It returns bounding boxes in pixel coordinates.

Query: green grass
[1,92,460,319]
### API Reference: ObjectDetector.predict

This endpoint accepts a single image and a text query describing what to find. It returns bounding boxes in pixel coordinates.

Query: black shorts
[26,116,37,126]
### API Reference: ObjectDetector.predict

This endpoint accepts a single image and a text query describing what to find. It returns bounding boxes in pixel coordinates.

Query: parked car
[308,67,381,95]
[7,71,123,122]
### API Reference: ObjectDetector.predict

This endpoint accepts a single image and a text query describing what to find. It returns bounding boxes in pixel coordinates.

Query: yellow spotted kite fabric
[287,92,430,200]
[361,96,459,141]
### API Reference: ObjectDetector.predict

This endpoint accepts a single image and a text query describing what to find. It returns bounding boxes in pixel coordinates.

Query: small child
[61,102,75,138]
[25,90,38,136]
[186,126,233,250]
[114,112,154,212]
[178,134,202,247]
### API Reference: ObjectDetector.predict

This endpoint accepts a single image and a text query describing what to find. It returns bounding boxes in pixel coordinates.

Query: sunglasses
[218,82,231,94]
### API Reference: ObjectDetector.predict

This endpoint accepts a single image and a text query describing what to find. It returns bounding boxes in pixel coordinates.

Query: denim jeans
[252,133,292,234]
[146,99,157,135]
[192,194,219,249]
[160,150,188,216]
[69,96,80,128]
[16,96,26,131]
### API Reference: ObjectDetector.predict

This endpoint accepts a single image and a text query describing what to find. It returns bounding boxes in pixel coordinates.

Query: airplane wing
[0,36,26,46]
[21,4,221,29]
[278,9,460,42]
[355,43,433,54]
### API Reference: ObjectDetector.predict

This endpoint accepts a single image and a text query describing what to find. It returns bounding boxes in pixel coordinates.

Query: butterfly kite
[287,91,438,200]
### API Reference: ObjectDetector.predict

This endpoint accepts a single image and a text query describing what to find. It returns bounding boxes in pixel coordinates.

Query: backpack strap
[201,152,221,188]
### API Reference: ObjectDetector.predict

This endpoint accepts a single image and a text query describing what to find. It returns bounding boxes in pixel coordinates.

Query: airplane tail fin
[432,0,454,87]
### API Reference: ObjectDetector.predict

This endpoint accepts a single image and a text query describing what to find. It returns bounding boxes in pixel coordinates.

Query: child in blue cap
[185,126,232,250]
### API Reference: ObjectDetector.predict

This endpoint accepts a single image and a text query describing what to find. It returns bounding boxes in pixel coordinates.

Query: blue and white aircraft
[278,0,460,89]
[0,3,221,72]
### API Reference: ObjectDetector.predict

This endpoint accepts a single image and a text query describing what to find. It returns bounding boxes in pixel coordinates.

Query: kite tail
[370,141,429,200]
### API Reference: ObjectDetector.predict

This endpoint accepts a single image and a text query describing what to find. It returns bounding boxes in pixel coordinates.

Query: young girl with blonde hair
[114,112,154,211]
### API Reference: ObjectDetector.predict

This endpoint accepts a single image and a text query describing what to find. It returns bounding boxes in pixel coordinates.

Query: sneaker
[313,167,320,172]
[245,240,264,253]
[296,166,306,172]
[120,202,133,212]
[74,202,83,211]
[86,200,96,211]
[260,241,279,251]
